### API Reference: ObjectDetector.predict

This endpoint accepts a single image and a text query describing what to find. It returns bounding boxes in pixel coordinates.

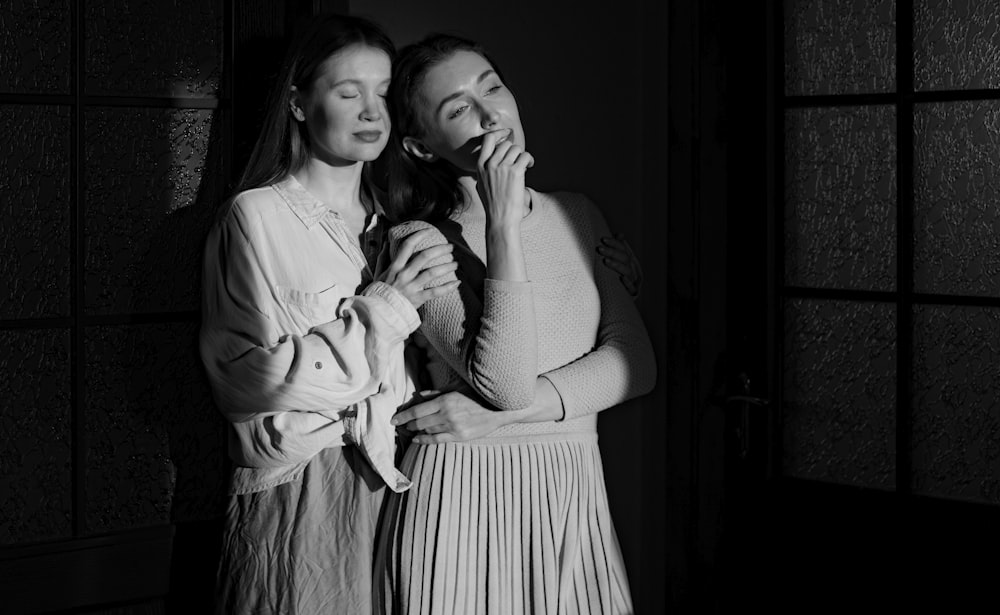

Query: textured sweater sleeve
[199,200,420,425]
[540,196,657,419]
[389,220,538,410]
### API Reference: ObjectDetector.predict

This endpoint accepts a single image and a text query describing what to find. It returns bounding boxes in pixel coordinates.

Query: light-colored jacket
[199,176,417,495]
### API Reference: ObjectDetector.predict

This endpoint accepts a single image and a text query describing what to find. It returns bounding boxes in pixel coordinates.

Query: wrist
[486,217,522,236]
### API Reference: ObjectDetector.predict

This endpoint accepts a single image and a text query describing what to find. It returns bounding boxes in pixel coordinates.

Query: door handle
[725,373,771,460]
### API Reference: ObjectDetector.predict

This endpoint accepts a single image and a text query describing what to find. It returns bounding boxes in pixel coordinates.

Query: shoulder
[218,186,280,231]
[536,190,604,228]
[388,219,448,256]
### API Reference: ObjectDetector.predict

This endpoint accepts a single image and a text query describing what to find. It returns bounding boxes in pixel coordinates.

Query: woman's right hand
[475,128,534,226]
[380,228,460,309]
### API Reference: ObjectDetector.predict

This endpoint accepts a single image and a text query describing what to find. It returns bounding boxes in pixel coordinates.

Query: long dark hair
[384,34,506,223]
[232,13,395,197]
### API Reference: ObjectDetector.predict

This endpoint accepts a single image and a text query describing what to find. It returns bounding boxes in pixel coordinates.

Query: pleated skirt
[375,433,633,615]
[215,445,386,615]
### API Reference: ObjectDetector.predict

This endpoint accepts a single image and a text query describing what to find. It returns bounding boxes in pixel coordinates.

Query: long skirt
[215,445,386,615]
[376,433,633,615]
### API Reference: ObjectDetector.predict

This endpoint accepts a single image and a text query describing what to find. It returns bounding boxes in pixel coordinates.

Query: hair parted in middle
[232,13,396,200]
[384,33,509,224]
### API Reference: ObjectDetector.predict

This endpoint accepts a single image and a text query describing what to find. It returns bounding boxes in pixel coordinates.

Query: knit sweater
[389,189,656,437]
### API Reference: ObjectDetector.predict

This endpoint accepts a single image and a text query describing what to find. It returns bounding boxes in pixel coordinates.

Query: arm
[388,220,538,410]
[391,377,563,445]
[200,201,429,425]
[540,196,657,419]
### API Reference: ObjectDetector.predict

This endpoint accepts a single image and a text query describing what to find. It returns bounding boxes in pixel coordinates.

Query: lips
[353,131,383,143]
[471,128,513,153]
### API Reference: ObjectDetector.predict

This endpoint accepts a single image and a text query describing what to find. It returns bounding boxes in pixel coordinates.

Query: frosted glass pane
[784,0,896,96]
[85,0,223,97]
[785,106,897,291]
[913,305,1000,505]
[914,0,1000,91]
[913,102,1000,297]
[783,299,897,489]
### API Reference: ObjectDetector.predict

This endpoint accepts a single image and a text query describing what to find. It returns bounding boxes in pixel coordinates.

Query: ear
[289,86,306,122]
[402,136,438,162]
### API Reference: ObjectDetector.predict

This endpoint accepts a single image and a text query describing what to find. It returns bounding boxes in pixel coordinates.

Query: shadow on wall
[81,97,230,609]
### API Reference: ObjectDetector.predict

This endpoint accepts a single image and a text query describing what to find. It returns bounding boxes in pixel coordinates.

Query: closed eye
[448,104,469,119]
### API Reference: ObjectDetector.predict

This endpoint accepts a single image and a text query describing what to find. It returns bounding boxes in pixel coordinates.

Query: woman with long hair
[198,14,459,614]
[377,33,657,614]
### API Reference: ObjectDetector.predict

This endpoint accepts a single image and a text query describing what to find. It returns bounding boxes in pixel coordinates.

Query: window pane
[0,0,71,94]
[912,305,1000,505]
[85,0,223,97]
[0,328,72,544]
[784,0,896,96]
[914,0,1000,91]
[84,322,225,533]
[783,299,897,489]
[0,105,72,319]
[84,107,222,315]
[785,105,897,291]
[913,101,1000,297]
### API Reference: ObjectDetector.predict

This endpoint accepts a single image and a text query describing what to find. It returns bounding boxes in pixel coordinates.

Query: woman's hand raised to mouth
[475,128,534,227]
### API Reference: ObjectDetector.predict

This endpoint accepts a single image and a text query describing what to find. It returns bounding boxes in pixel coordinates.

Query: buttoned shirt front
[200,176,418,495]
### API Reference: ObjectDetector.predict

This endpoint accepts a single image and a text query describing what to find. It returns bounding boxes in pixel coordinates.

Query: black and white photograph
[0,1,997,613]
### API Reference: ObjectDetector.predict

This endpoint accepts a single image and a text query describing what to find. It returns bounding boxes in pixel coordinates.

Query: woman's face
[407,50,525,173]
[293,43,391,165]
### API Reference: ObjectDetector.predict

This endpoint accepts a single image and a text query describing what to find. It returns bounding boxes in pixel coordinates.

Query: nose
[360,94,383,122]
[479,103,500,129]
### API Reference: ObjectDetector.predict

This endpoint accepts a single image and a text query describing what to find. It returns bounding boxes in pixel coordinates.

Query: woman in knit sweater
[376,34,657,614]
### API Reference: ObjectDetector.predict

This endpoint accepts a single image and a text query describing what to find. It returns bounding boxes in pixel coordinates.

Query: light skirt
[376,433,633,615]
[215,446,385,615]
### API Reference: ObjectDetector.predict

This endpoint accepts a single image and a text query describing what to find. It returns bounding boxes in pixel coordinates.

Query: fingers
[512,150,534,173]
[598,233,643,298]
[388,242,454,287]
[620,275,639,297]
[597,238,629,262]
[404,243,454,272]
[601,256,631,277]
[413,261,459,287]
[412,432,457,445]
[477,128,513,168]
[419,279,461,299]
[392,228,436,263]
[391,396,442,426]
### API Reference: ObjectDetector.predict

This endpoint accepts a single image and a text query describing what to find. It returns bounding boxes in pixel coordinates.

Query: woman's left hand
[598,233,643,299]
[391,390,509,444]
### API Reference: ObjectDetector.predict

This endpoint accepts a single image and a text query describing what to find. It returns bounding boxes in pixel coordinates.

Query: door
[720,2,1000,612]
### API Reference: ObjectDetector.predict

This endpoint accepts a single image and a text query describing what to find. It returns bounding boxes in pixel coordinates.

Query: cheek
[310,100,352,135]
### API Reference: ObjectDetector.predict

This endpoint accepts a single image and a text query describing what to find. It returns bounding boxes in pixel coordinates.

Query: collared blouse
[200,176,418,495]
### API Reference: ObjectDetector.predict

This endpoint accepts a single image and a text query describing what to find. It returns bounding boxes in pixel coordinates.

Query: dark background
[2,1,998,614]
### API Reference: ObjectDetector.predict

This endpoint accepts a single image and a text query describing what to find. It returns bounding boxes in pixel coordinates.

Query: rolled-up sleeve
[200,202,419,425]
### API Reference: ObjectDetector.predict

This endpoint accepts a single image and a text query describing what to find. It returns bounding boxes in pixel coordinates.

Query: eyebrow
[435,69,497,116]
[329,77,391,88]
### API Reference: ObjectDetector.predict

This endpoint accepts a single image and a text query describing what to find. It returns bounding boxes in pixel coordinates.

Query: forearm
[203,287,418,422]
[494,376,563,426]
[392,221,537,410]
[485,223,528,282]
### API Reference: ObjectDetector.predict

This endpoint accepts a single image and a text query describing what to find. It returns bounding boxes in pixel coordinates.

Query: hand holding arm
[597,233,643,299]
[391,377,563,444]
